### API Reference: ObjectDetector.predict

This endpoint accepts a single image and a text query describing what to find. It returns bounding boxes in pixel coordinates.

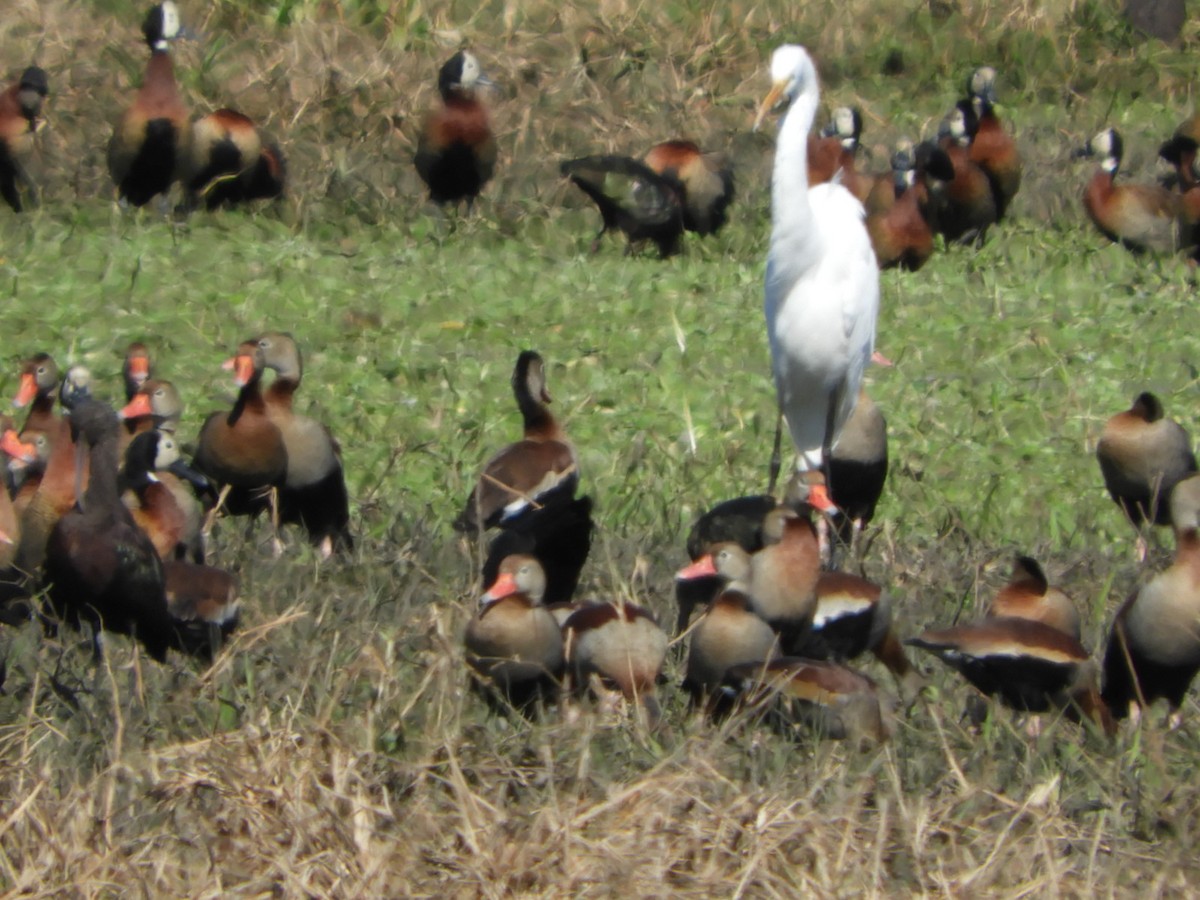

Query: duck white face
[459,51,483,89]
[1090,128,1121,174]
[833,107,859,148]
[160,1,182,41]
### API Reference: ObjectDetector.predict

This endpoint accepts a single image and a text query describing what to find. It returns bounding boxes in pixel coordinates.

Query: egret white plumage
[755,45,880,491]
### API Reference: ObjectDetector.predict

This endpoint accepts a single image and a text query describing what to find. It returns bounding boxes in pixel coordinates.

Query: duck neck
[82,435,121,516]
[266,374,299,411]
[516,390,560,440]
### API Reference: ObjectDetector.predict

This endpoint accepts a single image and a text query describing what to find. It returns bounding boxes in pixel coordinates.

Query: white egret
[755,45,879,492]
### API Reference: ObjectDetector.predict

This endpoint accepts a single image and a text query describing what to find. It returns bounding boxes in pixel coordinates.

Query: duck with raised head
[249,332,351,556]
[0,66,49,213]
[754,45,879,489]
[466,554,564,708]
[456,350,578,534]
[42,400,172,661]
[182,108,286,210]
[935,102,998,245]
[12,352,60,439]
[122,342,153,402]
[562,598,668,726]
[675,543,781,703]
[1097,391,1197,558]
[908,617,1111,733]
[987,556,1082,641]
[193,340,288,531]
[1103,473,1200,723]
[867,140,954,271]
[120,377,184,438]
[107,1,190,208]
[965,67,1021,220]
[806,106,874,205]
[121,429,205,563]
[723,657,893,745]
[1077,128,1200,255]
[415,50,496,211]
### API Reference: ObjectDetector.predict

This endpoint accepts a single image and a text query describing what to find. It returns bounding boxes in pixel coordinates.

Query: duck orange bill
[807,484,839,515]
[753,81,788,133]
[676,555,718,581]
[119,393,153,420]
[127,356,150,383]
[0,429,34,462]
[224,355,256,387]
[482,572,518,603]
[0,527,12,546]
[11,373,36,408]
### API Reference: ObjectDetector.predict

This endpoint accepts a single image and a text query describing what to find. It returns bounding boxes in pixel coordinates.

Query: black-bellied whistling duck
[935,102,997,245]
[560,155,687,258]
[182,108,286,210]
[481,493,593,607]
[867,140,954,271]
[827,389,888,547]
[965,67,1021,220]
[120,377,183,439]
[251,332,351,556]
[987,556,1081,641]
[723,657,892,745]
[675,544,781,702]
[193,340,288,530]
[641,140,735,237]
[9,428,48,519]
[1103,473,1200,722]
[1077,128,1200,255]
[456,350,578,534]
[562,598,669,726]
[0,419,31,616]
[121,429,204,562]
[1097,391,1197,559]
[122,342,153,402]
[1158,111,1200,190]
[42,400,172,661]
[908,617,1112,734]
[12,352,60,438]
[0,66,49,213]
[414,51,496,210]
[466,554,564,708]
[107,1,190,208]
[162,559,239,657]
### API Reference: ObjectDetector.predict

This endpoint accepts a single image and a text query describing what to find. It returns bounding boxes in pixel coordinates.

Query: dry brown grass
[5,0,1200,897]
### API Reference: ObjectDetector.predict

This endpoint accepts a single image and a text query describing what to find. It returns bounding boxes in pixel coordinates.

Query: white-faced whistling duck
[675,543,781,704]
[121,429,205,563]
[722,657,893,745]
[1097,391,1197,559]
[866,139,954,271]
[455,350,578,534]
[560,154,687,258]
[193,340,288,529]
[182,108,286,210]
[987,555,1082,641]
[466,554,564,709]
[1103,473,1200,724]
[42,400,173,661]
[107,1,190,208]
[965,67,1022,220]
[562,598,669,727]
[935,101,998,245]
[480,492,593,607]
[641,140,735,236]
[252,332,351,556]
[1077,128,1200,255]
[907,617,1112,734]
[806,106,874,206]
[1158,111,1200,190]
[414,51,496,211]
[0,66,49,212]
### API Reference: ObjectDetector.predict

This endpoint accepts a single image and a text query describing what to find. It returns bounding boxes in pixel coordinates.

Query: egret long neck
[769,81,820,264]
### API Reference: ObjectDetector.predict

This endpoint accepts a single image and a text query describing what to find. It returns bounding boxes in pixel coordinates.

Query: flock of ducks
[0,335,350,662]
[3,11,1200,743]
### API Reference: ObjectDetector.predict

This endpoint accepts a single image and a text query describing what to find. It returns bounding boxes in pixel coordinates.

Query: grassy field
[3,0,1200,895]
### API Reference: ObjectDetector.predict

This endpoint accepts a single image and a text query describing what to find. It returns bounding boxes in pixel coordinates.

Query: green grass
[5,0,1200,894]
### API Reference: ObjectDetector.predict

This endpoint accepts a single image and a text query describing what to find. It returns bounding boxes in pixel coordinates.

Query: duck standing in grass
[754,45,879,492]
[0,65,49,212]
[415,51,496,211]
